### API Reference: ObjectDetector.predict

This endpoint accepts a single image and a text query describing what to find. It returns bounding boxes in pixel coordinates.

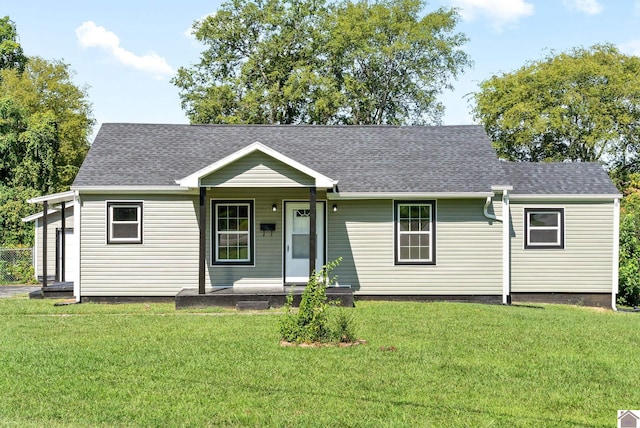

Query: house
[28,124,621,307]
[619,410,640,428]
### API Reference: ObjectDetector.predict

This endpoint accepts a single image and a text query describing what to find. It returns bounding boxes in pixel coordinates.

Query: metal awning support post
[309,186,316,276]
[61,201,66,282]
[198,187,206,294]
[42,201,48,287]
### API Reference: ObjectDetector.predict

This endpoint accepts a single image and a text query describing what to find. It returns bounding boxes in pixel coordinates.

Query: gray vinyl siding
[206,188,326,288]
[510,200,614,293]
[327,198,503,294]
[80,189,328,295]
[200,151,314,187]
[35,206,74,280]
[80,194,200,296]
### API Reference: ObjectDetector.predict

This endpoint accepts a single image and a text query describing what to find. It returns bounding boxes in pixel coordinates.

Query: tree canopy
[472,44,640,169]
[173,0,471,125]
[0,18,94,246]
[0,16,26,73]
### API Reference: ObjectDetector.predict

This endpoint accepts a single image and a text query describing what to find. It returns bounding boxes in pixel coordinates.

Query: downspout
[482,191,511,305]
[73,191,81,303]
[612,197,620,311]
[502,191,510,305]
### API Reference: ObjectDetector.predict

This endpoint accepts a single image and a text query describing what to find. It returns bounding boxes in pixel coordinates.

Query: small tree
[279,257,357,344]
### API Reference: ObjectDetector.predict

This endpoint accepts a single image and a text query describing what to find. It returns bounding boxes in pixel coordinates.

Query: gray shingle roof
[74,124,508,193]
[501,161,619,195]
[73,123,619,196]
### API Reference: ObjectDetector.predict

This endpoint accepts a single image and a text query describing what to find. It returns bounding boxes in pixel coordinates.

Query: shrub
[619,195,640,306]
[279,257,357,344]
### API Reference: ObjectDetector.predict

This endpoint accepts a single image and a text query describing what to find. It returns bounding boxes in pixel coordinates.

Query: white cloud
[450,0,534,30]
[563,0,603,15]
[620,40,640,56]
[75,21,174,79]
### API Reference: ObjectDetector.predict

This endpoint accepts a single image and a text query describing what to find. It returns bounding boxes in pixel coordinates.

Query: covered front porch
[177,141,351,308]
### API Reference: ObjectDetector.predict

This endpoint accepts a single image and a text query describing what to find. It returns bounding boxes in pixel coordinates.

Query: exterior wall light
[333,204,337,212]
[272,203,277,212]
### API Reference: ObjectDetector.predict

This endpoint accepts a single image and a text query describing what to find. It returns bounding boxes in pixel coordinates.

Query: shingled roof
[73,123,619,196]
[501,161,619,195]
[73,123,509,193]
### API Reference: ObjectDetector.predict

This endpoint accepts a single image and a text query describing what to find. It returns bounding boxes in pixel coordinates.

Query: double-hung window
[524,208,564,249]
[212,201,254,264]
[395,201,436,265]
[107,202,142,244]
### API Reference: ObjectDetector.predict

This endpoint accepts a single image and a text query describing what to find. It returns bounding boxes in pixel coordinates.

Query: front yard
[0,297,638,426]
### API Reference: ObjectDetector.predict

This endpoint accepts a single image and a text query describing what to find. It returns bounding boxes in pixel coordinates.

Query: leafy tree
[472,44,640,167]
[0,19,93,247]
[0,57,94,187]
[0,16,27,72]
[618,174,640,306]
[173,0,470,125]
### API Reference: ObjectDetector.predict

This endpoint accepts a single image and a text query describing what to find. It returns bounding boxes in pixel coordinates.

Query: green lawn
[0,296,638,427]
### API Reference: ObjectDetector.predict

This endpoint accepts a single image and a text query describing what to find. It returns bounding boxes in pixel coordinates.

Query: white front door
[285,202,325,283]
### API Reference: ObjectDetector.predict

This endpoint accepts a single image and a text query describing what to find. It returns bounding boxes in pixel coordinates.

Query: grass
[0,296,639,427]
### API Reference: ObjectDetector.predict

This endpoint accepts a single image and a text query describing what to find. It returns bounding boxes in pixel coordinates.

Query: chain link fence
[0,248,34,283]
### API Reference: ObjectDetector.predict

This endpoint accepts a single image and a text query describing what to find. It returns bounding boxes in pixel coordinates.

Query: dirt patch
[280,339,368,348]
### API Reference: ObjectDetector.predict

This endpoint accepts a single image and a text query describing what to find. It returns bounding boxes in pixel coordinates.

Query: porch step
[175,286,354,310]
[29,282,74,299]
[236,300,270,311]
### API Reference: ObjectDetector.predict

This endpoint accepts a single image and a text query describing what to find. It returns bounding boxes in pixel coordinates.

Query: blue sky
[4,0,640,133]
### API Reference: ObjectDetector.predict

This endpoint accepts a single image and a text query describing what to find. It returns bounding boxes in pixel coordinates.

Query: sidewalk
[0,285,40,298]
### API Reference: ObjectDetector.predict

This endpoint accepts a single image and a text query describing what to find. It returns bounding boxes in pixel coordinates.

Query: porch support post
[42,201,48,287]
[309,186,316,276]
[199,187,206,294]
[61,201,66,282]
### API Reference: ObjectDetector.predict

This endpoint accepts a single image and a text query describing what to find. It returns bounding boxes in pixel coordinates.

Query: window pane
[292,234,310,259]
[400,247,410,260]
[530,213,558,227]
[420,206,430,218]
[238,247,248,260]
[293,211,309,234]
[228,206,237,217]
[399,234,410,246]
[218,247,228,260]
[237,234,248,245]
[113,207,137,222]
[238,205,248,218]
[239,219,249,231]
[399,220,409,231]
[228,247,238,259]
[530,229,559,244]
[218,206,227,218]
[399,206,409,218]
[218,219,228,231]
[112,223,138,239]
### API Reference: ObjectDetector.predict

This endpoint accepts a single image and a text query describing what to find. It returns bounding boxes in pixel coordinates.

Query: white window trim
[211,200,254,265]
[395,201,436,264]
[107,202,142,244]
[524,207,565,249]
